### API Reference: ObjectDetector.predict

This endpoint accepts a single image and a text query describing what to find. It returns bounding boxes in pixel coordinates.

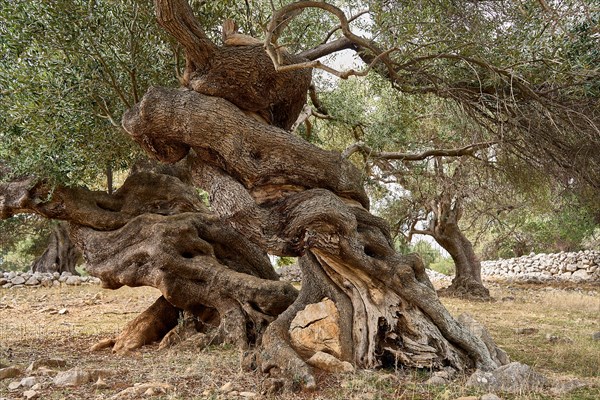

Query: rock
[8,381,21,390]
[592,331,600,341]
[239,392,258,398]
[93,377,110,389]
[424,376,447,385]
[0,366,21,380]
[467,362,547,393]
[23,390,39,399]
[26,358,67,372]
[110,382,174,399]
[19,376,38,388]
[24,277,39,286]
[306,351,354,373]
[514,327,538,335]
[550,379,586,395]
[480,394,502,400]
[65,276,80,286]
[572,269,590,280]
[545,333,572,343]
[219,382,234,393]
[11,276,26,285]
[58,308,68,315]
[53,368,93,387]
[290,298,342,358]
[458,313,509,366]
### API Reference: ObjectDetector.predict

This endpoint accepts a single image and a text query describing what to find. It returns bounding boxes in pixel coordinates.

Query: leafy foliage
[0,0,177,184]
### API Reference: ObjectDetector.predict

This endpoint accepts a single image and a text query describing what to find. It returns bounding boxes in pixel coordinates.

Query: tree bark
[0,164,297,353]
[123,86,503,388]
[31,221,81,275]
[419,194,490,300]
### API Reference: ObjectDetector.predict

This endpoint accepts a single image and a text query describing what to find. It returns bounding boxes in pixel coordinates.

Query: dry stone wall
[481,250,600,282]
[0,271,100,289]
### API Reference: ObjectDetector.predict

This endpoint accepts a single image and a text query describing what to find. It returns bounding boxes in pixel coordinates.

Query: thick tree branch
[154,0,217,71]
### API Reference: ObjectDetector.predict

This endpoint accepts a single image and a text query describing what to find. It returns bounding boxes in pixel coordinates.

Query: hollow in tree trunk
[31,222,81,275]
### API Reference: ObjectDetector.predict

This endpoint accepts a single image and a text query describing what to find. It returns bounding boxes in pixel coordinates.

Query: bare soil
[0,281,598,399]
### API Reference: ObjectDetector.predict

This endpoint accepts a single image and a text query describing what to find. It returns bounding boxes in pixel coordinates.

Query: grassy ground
[0,281,598,399]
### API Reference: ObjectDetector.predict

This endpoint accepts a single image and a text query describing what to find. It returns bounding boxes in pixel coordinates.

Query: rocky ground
[0,279,598,399]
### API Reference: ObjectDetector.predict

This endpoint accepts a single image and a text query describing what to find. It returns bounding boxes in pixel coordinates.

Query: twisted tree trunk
[122,86,503,388]
[0,0,506,391]
[427,197,490,300]
[0,164,297,353]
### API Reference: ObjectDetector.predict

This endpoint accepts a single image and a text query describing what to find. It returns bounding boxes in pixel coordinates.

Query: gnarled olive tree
[0,0,508,391]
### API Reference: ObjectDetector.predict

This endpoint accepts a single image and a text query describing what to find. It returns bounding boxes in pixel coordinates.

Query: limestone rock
[23,390,39,400]
[550,379,586,395]
[424,376,447,385]
[480,394,502,400]
[65,276,81,286]
[110,382,174,398]
[467,362,547,393]
[290,298,342,358]
[306,351,354,373]
[26,358,67,373]
[19,376,38,388]
[219,382,234,393]
[11,276,25,285]
[458,313,509,366]
[0,366,21,380]
[53,368,93,387]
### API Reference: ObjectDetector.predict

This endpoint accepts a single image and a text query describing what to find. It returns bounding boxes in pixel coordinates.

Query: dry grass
[0,282,598,399]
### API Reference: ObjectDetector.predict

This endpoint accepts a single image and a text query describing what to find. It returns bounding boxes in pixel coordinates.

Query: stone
[19,376,38,388]
[480,394,502,400]
[65,276,81,286]
[219,382,234,393]
[239,392,257,398]
[0,366,21,380]
[110,382,174,398]
[424,376,447,385]
[550,379,586,395]
[8,381,21,390]
[94,377,110,389]
[289,298,342,358]
[58,308,68,315]
[26,358,67,373]
[24,277,39,286]
[23,390,39,399]
[467,362,547,393]
[306,351,354,373]
[592,331,600,341]
[11,276,26,285]
[514,328,538,335]
[458,313,509,366]
[571,269,590,281]
[53,368,93,387]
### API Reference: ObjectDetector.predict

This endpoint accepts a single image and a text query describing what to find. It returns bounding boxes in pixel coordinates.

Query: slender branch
[342,141,497,161]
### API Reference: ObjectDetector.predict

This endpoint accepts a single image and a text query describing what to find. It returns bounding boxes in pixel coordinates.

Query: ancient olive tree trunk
[0,164,297,353]
[123,86,504,388]
[427,196,490,300]
[31,222,81,275]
